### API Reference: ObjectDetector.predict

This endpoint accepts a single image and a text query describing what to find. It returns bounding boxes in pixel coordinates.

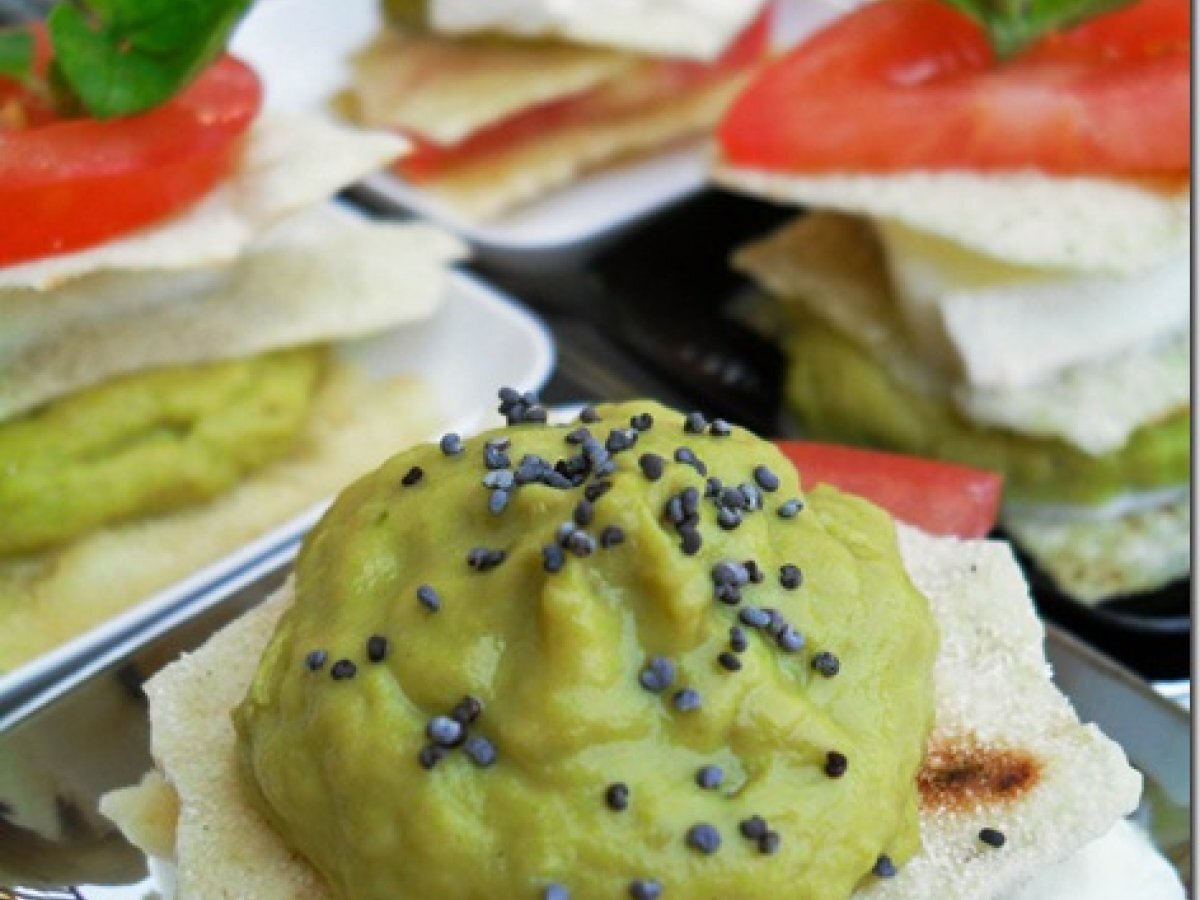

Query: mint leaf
[945,0,1138,57]
[0,28,34,83]
[48,0,252,119]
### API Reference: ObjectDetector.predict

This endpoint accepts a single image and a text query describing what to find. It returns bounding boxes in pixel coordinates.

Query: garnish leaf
[0,28,34,83]
[48,0,252,119]
[945,0,1138,57]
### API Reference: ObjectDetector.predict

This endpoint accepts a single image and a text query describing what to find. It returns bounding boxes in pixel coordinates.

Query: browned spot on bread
[919,738,1041,812]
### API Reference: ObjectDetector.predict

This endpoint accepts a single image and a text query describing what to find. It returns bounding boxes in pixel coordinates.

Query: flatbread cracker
[733,214,1190,454]
[103,516,1145,898]
[347,31,633,146]
[0,209,465,423]
[0,369,438,672]
[1,114,407,292]
[715,164,1190,274]
[420,73,749,219]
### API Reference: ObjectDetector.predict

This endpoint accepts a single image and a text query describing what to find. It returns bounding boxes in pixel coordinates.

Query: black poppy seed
[542,471,575,490]
[729,626,749,653]
[812,651,841,678]
[739,483,763,510]
[467,547,507,571]
[684,411,708,434]
[666,496,685,525]
[695,765,724,790]
[739,606,771,629]
[580,405,601,424]
[763,608,787,638]
[418,745,447,770]
[428,716,465,748]
[464,735,498,767]
[439,433,464,456]
[585,480,613,502]
[451,695,483,725]
[629,879,662,900]
[714,583,742,606]
[304,649,327,671]
[484,446,511,470]
[639,656,676,693]
[717,508,742,531]
[330,659,356,681]
[605,782,630,811]
[779,564,803,590]
[522,406,548,424]
[674,447,708,476]
[686,823,722,855]
[825,750,849,778]
[873,855,898,879]
[401,466,424,487]
[680,487,700,517]
[544,885,570,900]
[753,465,781,492]
[758,831,782,855]
[567,530,597,558]
[486,436,512,452]
[631,412,654,432]
[489,489,511,515]
[600,526,626,549]
[565,427,592,446]
[713,560,749,586]
[739,816,768,841]
[417,584,441,612]
[777,626,805,654]
[542,544,565,574]
[672,688,701,712]
[366,634,389,662]
[744,560,764,583]
[720,486,746,510]
[556,522,577,546]
[482,470,515,490]
[718,651,743,672]
[979,827,1007,849]
[778,498,804,518]
[594,459,617,477]
[679,526,702,556]
[573,500,595,528]
[710,418,732,437]
[606,428,638,453]
[498,387,521,405]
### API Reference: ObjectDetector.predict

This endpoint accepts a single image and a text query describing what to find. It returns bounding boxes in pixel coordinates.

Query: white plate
[0,268,554,717]
[230,0,844,258]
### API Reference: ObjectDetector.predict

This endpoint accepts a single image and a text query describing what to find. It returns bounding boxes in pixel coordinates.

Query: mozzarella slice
[0,207,466,423]
[714,164,1190,274]
[0,114,407,292]
[430,0,769,61]
[876,221,1190,390]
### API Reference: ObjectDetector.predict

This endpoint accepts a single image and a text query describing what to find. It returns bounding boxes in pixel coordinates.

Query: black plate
[474,189,1191,682]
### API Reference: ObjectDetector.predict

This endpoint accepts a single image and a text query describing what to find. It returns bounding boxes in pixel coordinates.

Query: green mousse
[785,320,1190,507]
[235,400,938,900]
[0,349,323,557]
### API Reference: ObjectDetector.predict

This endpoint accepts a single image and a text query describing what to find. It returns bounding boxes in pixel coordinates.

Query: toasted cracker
[429,0,769,62]
[733,213,1190,454]
[0,209,464,423]
[0,114,406,292]
[0,369,438,672]
[715,164,1190,274]
[419,73,749,220]
[104,518,1144,898]
[347,30,633,146]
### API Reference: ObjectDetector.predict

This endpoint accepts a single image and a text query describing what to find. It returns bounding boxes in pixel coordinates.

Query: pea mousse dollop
[234,397,938,900]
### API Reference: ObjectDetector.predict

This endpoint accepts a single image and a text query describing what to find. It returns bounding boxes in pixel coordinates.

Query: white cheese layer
[430,0,768,61]
[0,113,407,292]
[877,221,1191,390]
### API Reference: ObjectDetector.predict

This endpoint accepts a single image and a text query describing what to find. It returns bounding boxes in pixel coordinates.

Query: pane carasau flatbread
[0,208,466,422]
[102,510,1150,899]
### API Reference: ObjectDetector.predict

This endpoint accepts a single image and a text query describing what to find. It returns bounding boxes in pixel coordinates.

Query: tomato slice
[400,7,772,181]
[0,53,262,267]
[774,440,1003,538]
[719,0,1188,176]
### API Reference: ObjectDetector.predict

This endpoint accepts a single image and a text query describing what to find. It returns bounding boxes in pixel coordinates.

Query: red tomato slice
[720,0,1189,176]
[0,53,262,267]
[401,7,772,181]
[774,440,1003,538]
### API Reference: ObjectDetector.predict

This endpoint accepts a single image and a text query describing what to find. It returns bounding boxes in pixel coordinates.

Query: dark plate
[475,189,1192,682]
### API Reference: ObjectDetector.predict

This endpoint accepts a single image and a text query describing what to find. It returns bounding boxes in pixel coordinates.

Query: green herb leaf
[0,28,34,83]
[944,0,1138,57]
[48,0,252,119]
